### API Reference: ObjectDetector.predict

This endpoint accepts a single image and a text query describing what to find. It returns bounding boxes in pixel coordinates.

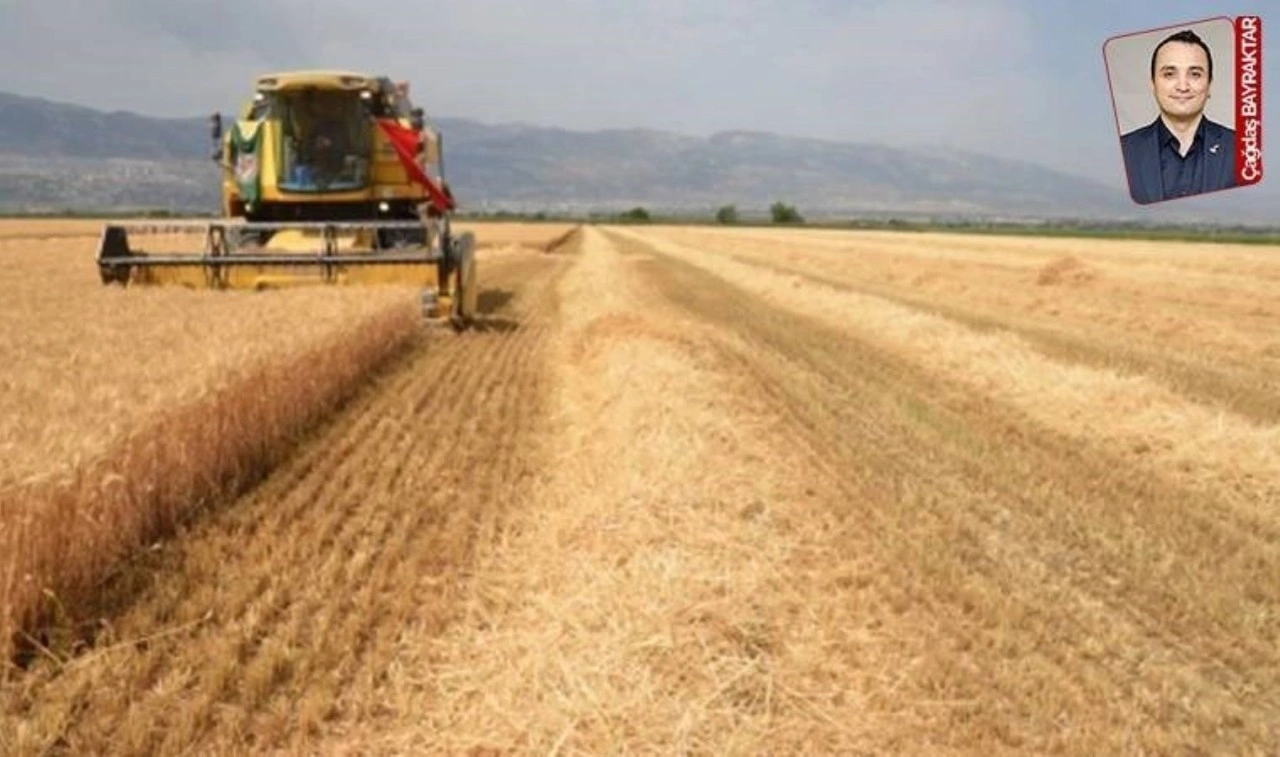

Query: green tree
[715,204,739,224]
[770,201,803,224]
[620,206,651,223]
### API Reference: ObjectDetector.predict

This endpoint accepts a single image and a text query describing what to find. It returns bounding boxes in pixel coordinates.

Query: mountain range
[0,91,1270,224]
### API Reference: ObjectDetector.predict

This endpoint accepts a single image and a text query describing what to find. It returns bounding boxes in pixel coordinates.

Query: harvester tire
[449,231,478,331]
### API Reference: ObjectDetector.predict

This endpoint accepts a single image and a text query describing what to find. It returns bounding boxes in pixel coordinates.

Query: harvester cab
[96,71,477,329]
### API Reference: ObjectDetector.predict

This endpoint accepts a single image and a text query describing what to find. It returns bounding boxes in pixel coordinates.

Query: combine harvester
[96,70,477,328]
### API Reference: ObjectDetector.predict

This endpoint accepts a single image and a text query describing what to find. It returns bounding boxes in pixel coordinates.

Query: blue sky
[0,0,1273,200]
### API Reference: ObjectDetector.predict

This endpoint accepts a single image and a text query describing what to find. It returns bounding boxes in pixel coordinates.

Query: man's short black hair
[1151,29,1214,81]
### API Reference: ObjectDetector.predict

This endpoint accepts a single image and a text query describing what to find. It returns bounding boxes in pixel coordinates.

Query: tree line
[612,201,804,225]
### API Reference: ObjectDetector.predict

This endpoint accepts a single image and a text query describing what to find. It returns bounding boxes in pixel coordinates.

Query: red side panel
[375,118,456,212]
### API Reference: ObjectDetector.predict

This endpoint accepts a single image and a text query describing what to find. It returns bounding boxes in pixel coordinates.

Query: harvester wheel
[449,231,478,331]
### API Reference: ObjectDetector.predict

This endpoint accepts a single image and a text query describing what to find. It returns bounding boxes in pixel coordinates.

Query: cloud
[0,1,1039,125]
[322,0,1046,148]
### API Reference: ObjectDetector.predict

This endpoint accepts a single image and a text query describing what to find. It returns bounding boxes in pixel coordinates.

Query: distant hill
[0,90,1255,223]
[430,119,1133,219]
[0,92,208,161]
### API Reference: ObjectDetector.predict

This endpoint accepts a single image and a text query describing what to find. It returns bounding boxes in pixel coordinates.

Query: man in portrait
[1120,29,1237,204]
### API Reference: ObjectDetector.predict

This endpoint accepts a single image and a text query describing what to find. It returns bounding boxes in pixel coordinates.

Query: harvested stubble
[454,221,581,252]
[649,225,1280,364]
[0,235,421,667]
[347,227,860,753]
[3,223,1278,753]
[617,228,1280,506]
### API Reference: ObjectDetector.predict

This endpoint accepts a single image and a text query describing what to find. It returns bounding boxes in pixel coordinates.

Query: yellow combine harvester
[96,70,477,328]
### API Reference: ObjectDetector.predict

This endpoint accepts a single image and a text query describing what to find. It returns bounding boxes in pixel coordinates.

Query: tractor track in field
[0,248,571,755]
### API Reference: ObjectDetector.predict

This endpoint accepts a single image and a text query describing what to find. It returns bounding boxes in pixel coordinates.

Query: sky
[0,0,1274,199]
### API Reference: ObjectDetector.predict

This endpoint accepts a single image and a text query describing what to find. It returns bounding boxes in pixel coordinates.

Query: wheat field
[1,221,1277,755]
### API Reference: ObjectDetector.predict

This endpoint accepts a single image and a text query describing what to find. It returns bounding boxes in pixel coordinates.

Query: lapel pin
[1209,144,1220,154]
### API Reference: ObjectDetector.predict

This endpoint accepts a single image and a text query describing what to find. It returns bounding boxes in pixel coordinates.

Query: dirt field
[1,223,1278,755]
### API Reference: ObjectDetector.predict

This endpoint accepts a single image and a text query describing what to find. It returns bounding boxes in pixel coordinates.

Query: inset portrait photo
[1103,16,1264,205]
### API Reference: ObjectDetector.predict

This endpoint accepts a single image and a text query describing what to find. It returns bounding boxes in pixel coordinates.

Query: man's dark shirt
[1120,115,1236,204]
[1157,117,1208,199]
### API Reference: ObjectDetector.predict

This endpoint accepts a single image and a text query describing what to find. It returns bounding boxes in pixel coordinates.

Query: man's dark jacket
[1120,116,1236,204]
